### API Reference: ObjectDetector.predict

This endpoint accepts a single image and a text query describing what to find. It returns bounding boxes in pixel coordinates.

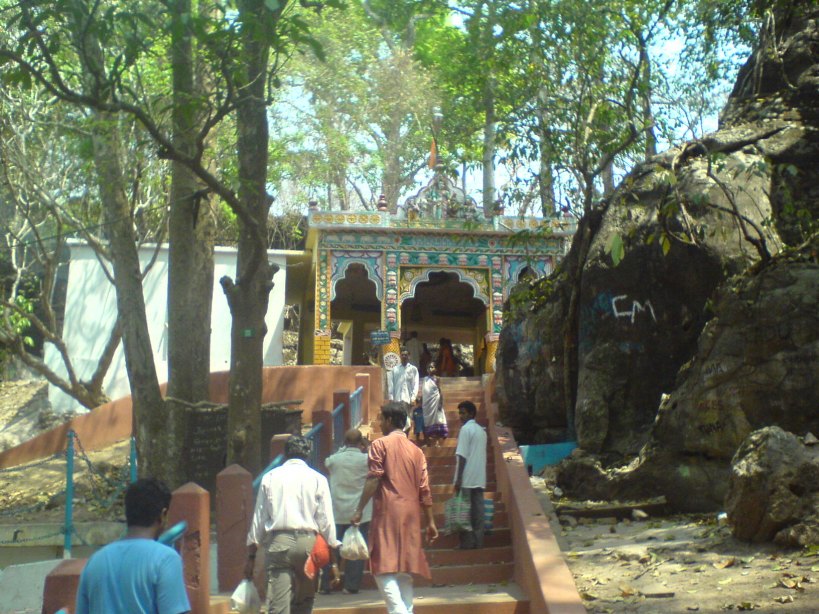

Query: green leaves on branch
[607,233,625,266]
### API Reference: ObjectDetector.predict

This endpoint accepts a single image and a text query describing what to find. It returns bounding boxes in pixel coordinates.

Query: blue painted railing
[63,430,137,556]
[252,452,284,493]
[350,386,364,429]
[305,421,325,469]
[331,402,345,451]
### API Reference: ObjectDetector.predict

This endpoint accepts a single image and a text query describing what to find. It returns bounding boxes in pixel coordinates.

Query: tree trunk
[537,120,556,216]
[69,9,167,481]
[482,81,496,212]
[638,35,657,160]
[167,0,215,407]
[89,111,166,479]
[222,0,281,474]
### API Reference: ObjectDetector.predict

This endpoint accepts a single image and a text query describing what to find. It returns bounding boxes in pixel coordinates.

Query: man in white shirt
[322,429,373,594]
[390,349,419,405]
[246,436,341,614]
[454,400,487,549]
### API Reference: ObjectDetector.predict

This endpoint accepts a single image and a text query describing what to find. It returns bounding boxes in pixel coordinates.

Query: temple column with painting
[313,249,332,365]
[380,252,402,369]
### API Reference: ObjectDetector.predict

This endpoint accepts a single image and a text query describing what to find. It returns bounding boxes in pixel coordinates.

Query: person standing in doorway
[405,331,422,370]
[435,338,457,377]
[419,343,432,377]
[390,349,419,406]
[454,400,487,549]
[75,478,190,614]
[246,436,341,614]
[351,402,438,614]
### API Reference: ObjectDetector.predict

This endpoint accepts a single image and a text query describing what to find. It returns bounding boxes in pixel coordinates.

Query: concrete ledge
[0,560,62,613]
[484,379,586,614]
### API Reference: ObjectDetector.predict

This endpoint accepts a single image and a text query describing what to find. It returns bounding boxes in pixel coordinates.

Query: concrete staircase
[313,376,529,613]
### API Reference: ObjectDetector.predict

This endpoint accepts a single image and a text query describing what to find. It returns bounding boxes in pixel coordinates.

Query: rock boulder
[725,426,819,546]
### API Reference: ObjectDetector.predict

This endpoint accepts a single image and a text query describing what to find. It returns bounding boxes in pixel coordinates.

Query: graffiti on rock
[611,295,657,324]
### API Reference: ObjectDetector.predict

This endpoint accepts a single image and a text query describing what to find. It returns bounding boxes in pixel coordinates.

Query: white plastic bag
[230,579,262,614]
[340,525,370,561]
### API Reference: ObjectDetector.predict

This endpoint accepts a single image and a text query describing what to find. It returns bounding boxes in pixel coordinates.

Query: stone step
[427,472,497,486]
[312,583,529,613]
[429,483,496,495]
[433,510,507,527]
[359,561,515,590]
[425,545,513,566]
[430,527,511,549]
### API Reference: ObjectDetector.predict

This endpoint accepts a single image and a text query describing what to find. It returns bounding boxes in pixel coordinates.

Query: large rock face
[502,3,819,512]
[726,427,819,546]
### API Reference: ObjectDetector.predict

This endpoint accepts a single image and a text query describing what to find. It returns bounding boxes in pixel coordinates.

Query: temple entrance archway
[330,263,380,365]
[400,270,489,374]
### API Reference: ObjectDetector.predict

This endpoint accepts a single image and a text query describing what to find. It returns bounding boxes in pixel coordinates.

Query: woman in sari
[419,363,448,446]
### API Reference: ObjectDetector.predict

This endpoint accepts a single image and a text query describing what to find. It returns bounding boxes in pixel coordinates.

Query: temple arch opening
[330,263,380,365]
[400,271,489,375]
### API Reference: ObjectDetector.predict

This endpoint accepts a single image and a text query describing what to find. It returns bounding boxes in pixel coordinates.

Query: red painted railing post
[216,465,253,593]
[168,483,210,614]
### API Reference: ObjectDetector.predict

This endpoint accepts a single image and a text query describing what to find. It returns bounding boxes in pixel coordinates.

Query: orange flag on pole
[428,138,437,169]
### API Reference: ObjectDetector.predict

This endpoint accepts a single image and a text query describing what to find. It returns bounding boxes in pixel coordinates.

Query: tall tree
[278,2,441,211]
[1,0,338,477]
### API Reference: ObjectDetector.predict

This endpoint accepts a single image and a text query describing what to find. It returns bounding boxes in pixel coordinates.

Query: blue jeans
[320,522,369,593]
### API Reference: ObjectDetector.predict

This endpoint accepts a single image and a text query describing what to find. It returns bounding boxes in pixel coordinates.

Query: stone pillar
[333,389,352,435]
[168,483,210,614]
[216,465,253,593]
[355,373,370,425]
[42,558,87,614]
[484,333,499,374]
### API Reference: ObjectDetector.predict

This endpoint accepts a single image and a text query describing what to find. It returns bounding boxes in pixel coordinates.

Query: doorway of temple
[400,271,488,376]
[330,263,381,365]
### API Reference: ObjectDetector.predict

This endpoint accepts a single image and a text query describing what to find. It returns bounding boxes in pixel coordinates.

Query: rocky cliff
[498,3,818,512]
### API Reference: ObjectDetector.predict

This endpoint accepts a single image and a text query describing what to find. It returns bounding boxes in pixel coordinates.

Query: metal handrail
[252,452,285,492]
[349,386,364,428]
[306,421,325,469]
[331,402,345,451]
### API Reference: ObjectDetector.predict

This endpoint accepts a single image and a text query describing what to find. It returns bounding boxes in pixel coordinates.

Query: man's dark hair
[285,435,312,460]
[458,400,477,418]
[381,401,410,429]
[125,478,172,528]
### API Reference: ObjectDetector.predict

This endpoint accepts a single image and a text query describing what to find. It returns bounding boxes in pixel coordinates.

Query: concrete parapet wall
[483,378,585,614]
[0,366,383,470]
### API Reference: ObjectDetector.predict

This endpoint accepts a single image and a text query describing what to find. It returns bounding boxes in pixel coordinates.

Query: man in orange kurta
[352,402,438,614]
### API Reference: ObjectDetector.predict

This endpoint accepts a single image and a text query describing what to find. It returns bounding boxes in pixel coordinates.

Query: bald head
[344,429,364,447]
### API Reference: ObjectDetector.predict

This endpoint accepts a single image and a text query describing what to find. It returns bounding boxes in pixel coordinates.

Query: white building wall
[44,243,286,413]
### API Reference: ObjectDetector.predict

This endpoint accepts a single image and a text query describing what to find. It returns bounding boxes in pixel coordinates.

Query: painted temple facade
[293,175,576,374]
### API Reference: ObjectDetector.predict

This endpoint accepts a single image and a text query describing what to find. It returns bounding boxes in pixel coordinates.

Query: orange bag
[304,533,330,580]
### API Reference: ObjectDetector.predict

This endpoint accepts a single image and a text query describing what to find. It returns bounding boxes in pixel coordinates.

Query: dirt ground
[531,473,819,614]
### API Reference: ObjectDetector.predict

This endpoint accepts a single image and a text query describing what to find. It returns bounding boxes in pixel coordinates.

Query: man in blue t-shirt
[76,478,190,614]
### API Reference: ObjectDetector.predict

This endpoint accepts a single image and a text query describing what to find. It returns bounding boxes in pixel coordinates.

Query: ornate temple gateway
[293,175,576,374]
